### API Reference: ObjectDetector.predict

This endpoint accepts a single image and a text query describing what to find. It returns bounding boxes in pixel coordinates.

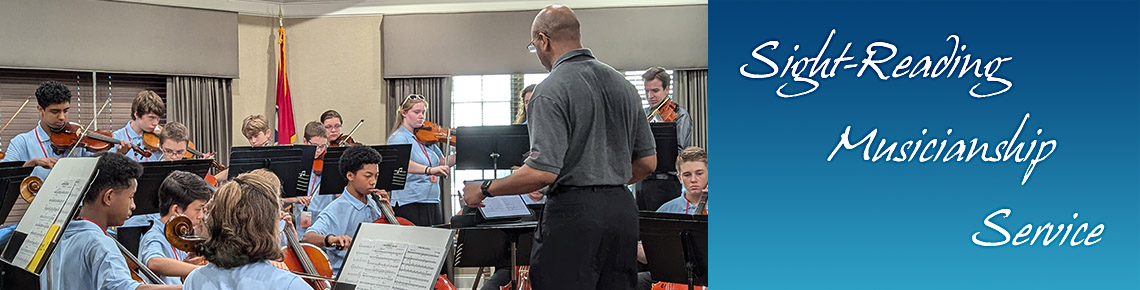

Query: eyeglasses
[324,124,342,130]
[402,94,426,106]
[526,33,546,53]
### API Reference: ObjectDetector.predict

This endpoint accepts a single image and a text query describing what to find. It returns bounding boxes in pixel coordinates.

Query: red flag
[275,26,296,145]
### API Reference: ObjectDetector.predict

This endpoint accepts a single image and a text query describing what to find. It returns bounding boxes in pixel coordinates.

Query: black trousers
[636,176,682,211]
[530,185,639,290]
[394,202,443,226]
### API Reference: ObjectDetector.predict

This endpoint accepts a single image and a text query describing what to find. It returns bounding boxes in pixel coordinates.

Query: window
[449,74,514,214]
[451,74,512,126]
[0,68,165,225]
[523,70,674,110]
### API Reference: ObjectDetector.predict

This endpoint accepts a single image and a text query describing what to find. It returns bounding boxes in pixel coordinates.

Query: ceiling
[109,0,707,17]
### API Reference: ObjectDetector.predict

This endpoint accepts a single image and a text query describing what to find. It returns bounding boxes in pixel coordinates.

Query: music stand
[455,125,529,171]
[651,122,679,173]
[133,159,214,216]
[0,162,25,170]
[0,166,33,224]
[228,145,315,198]
[639,212,707,289]
[319,144,412,194]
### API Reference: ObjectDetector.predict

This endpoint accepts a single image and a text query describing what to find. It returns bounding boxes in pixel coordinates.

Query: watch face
[482,180,492,189]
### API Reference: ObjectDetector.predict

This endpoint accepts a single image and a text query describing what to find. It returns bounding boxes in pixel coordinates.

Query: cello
[369,192,458,290]
[113,233,167,284]
[278,207,336,290]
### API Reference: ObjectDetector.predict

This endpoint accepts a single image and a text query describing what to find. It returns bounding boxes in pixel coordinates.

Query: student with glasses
[321,110,361,146]
[385,94,455,226]
[301,121,335,233]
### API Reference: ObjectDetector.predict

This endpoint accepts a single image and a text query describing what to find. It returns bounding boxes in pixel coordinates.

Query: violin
[331,135,361,147]
[414,120,456,146]
[369,193,458,290]
[279,205,335,290]
[49,123,151,157]
[165,215,209,266]
[647,99,678,123]
[330,119,365,147]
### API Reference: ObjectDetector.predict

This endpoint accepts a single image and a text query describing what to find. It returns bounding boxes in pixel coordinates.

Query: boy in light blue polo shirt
[302,145,388,275]
[111,90,165,163]
[41,153,181,290]
[138,170,214,284]
[1,81,110,180]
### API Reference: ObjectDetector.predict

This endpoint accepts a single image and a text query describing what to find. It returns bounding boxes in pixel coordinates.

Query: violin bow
[646,98,670,122]
[65,98,113,158]
[0,96,32,135]
[339,119,365,146]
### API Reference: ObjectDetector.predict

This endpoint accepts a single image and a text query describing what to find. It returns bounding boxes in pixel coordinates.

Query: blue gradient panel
[711,0,1140,289]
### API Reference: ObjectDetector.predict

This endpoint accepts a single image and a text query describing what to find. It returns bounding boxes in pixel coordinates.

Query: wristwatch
[481,180,494,198]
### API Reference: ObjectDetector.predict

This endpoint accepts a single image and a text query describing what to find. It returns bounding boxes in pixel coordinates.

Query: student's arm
[145,257,198,280]
[302,231,352,248]
[301,211,352,248]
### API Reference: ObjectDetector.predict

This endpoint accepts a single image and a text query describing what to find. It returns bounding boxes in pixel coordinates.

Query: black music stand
[133,159,214,216]
[455,125,529,171]
[448,220,537,288]
[650,123,679,173]
[319,144,411,194]
[0,162,25,170]
[229,145,315,198]
[0,166,33,224]
[640,212,707,289]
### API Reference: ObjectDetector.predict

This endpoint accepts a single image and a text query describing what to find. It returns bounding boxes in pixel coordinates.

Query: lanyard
[33,129,49,157]
[418,142,434,169]
[78,217,102,230]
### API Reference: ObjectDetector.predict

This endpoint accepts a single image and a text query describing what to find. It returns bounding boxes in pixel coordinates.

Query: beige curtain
[675,69,708,149]
[166,76,233,168]
[383,77,452,218]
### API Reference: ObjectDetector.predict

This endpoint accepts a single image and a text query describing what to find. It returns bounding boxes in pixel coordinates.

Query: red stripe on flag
[275,26,297,145]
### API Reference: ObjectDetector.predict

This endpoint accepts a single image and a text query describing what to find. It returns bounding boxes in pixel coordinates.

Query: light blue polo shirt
[1,122,93,180]
[112,121,164,162]
[183,260,311,290]
[41,219,141,290]
[656,195,700,215]
[137,219,189,285]
[387,126,442,206]
[304,187,381,274]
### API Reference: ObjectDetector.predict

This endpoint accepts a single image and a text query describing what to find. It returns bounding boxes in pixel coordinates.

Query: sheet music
[6,157,98,271]
[478,195,531,219]
[337,223,453,290]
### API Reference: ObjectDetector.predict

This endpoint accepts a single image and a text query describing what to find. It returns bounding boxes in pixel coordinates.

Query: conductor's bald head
[530,5,583,71]
[532,5,581,43]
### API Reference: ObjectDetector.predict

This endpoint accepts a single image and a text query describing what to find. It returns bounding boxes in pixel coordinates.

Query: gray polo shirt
[524,48,657,192]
